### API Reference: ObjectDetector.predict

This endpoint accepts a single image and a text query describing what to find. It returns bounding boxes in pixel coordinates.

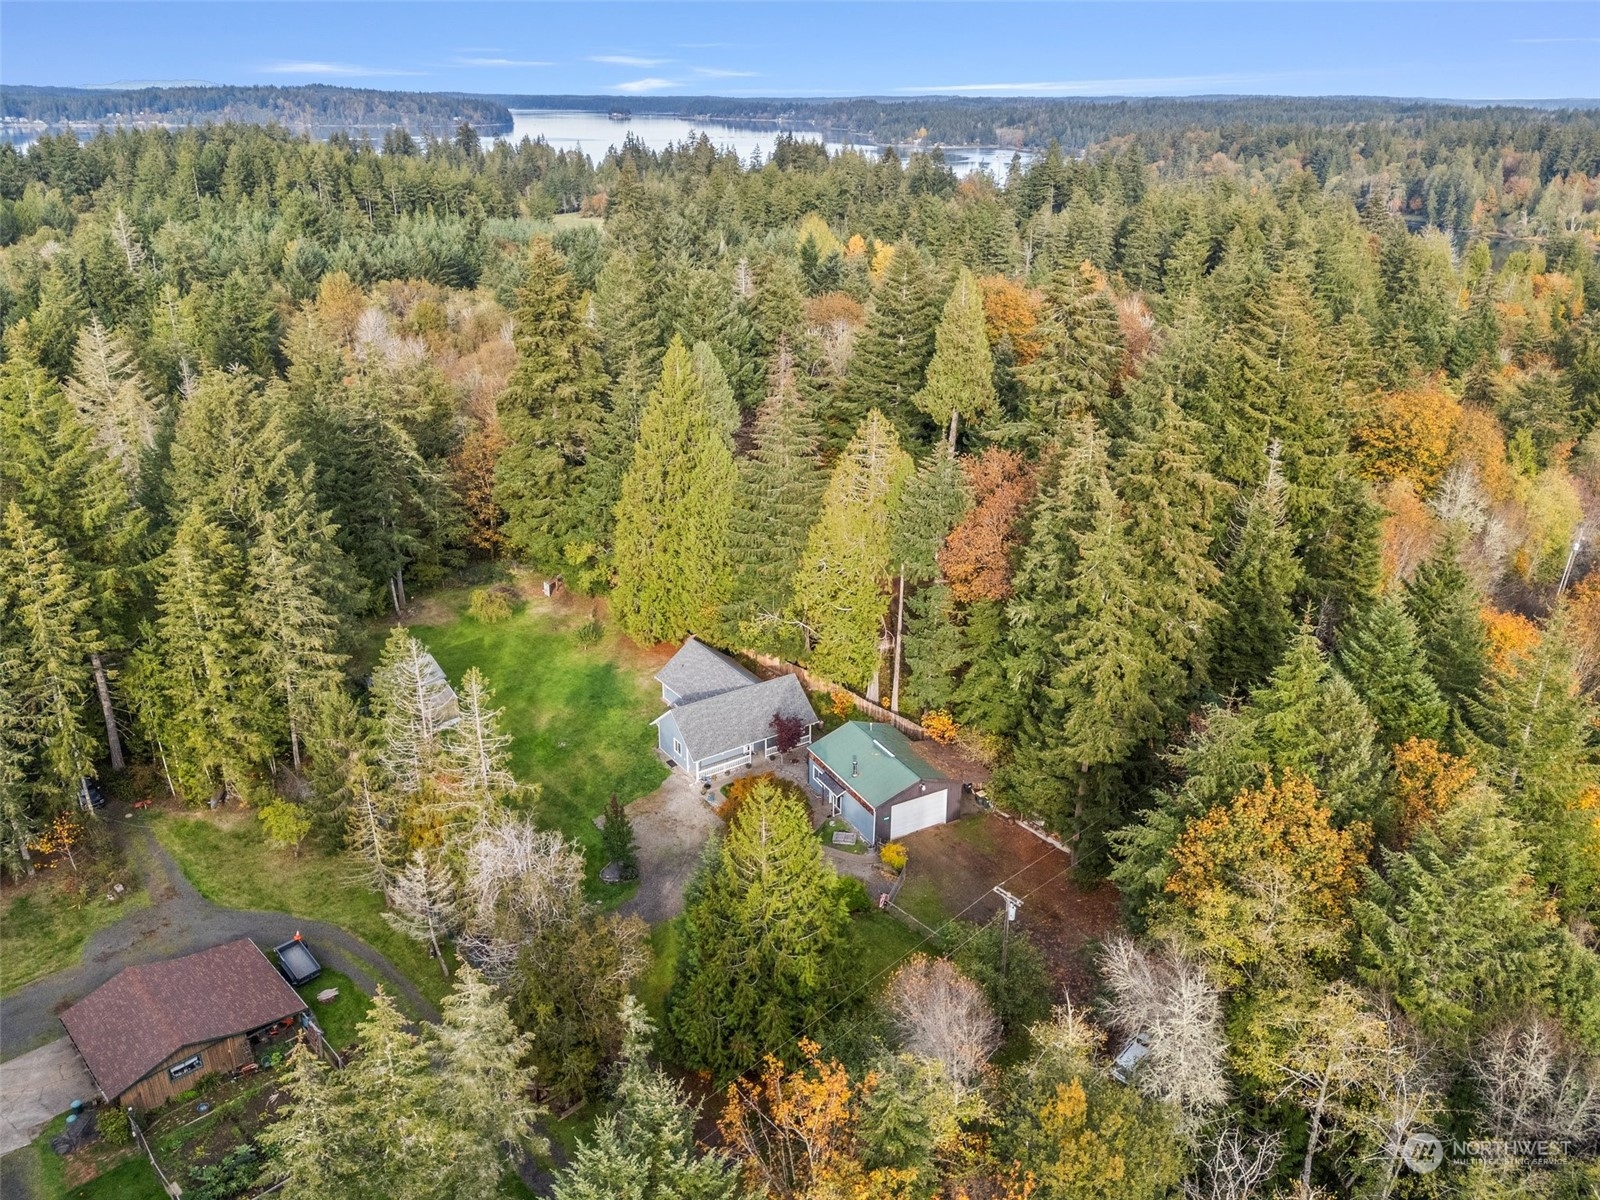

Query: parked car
[1110,1032,1152,1083]
[79,778,106,810]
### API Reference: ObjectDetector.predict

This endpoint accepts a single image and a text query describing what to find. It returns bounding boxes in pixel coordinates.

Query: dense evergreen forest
[2,110,1599,1198]
[1,84,514,137]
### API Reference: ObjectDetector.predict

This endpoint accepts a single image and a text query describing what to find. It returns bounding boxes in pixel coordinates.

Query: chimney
[851,755,859,777]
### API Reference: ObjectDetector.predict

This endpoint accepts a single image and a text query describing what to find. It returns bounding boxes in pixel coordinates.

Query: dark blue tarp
[274,939,321,985]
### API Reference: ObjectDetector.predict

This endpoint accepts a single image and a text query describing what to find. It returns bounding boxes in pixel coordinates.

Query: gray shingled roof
[670,674,818,763]
[655,637,758,705]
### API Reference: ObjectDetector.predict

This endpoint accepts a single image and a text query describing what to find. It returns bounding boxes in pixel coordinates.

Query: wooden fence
[748,654,926,740]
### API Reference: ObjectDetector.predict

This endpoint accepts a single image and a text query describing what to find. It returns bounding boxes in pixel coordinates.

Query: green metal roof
[809,721,943,808]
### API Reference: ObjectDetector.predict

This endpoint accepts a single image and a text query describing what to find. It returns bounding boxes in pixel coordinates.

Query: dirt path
[0,826,438,1063]
[613,771,721,925]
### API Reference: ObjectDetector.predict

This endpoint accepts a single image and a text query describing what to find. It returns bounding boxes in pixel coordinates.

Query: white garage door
[889,789,947,840]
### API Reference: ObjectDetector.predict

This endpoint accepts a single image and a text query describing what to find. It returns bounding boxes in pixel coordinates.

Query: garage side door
[889,789,947,840]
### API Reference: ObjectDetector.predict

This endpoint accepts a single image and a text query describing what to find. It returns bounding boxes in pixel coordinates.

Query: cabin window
[168,1054,203,1080]
[672,738,684,758]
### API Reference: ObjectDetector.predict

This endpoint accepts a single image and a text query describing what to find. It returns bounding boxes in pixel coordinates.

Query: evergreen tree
[1403,533,1490,713]
[439,667,517,827]
[1467,627,1600,919]
[611,338,737,644]
[64,318,159,488]
[689,339,741,444]
[842,242,940,438]
[495,239,609,569]
[913,266,996,448]
[369,625,452,798]
[1016,264,1124,442]
[1210,444,1301,695]
[668,780,849,1078]
[791,410,913,689]
[600,793,637,876]
[725,342,824,656]
[1356,790,1569,1046]
[890,443,971,587]
[1335,595,1447,747]
[144,508,273,802]
[0,501,102,814]
[0,649,38,875]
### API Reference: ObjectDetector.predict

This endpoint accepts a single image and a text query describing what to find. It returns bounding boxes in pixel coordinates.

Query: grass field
[150,813,451,1008]
[3,1115,164,1200]
[407,587,669,885]
[0,870,147,997]
[298,969,375,1051]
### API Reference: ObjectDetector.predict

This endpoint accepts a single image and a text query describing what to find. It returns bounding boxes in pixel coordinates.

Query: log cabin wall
[117,1034,252,1112]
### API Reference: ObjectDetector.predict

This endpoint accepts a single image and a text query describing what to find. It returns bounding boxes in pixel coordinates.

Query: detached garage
[807,721,959,846]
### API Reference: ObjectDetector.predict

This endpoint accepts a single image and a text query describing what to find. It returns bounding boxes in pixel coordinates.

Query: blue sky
[2,2,1598,100]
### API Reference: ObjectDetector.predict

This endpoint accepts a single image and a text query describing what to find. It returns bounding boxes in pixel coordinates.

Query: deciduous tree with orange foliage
[1391,737,1477,843]
[1353,378,1463,493]
[978,275,1044,365]
[939,449,1036,603]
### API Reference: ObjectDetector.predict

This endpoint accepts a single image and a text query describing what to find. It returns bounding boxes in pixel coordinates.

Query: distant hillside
[1,84,513,138]
[487,93,1600,152]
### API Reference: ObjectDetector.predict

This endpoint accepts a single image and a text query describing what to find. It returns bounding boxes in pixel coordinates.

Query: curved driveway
[1,824,438,1063]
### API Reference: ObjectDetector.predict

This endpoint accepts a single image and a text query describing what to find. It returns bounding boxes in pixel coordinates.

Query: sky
[1,2,1598,101]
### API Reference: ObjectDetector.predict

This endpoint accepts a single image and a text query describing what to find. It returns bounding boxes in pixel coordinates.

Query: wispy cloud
[693,66,756,79]
[1512,36,1600,44]
[590,54,668,67]
[614,77,676,93]
[453,56,552,68]
[264,60,424,77]
[900,71,1309,95]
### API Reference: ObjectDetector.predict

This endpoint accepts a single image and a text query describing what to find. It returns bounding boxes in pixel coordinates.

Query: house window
[168,1054,203,1080]
[672,738,684,758]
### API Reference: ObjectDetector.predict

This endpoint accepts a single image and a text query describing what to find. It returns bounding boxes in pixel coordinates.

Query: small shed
[60,939,311,1112]
[807,721,959,846]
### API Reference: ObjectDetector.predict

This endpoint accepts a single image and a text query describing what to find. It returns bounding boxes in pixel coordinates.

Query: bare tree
[1184,1126,1283,1200]
[384,850,462,977]
[885,955,1001,1093]
[1472,1015,1600,1152]
[1344,1008,1443,1200]
[458,813,585,979]
[1100,937,1228,1122]
[441,667,518,821]
[1274,983,1388,1193]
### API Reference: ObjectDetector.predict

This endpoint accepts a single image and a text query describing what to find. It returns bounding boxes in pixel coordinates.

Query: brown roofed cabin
[60,939,311,1112]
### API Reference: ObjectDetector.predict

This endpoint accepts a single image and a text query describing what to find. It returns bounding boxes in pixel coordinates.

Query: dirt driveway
[0,1038,92,1155]
[614,770,721,925]
[897,812,1122,1002]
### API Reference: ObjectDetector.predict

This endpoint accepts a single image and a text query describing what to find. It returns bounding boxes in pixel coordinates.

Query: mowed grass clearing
[408,588,669,882]
[1,869,148,997]
[149,812,450,1008]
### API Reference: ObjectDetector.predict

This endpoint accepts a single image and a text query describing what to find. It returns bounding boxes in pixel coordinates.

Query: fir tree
[439,666,517,829]
[1403,533,1490,713]
[369,625,454,797]
[0,501,102,813]
[1210,443,1301,695]
[611,338,737,644]
[383,850,462,976]
[668,780,849,1078]
[689,339,741,444]
[1335,595,1448,747]
[0,649,37,875]
[791,410,913,689]
[913,267,996,448]
[842,241,940,438]
[600,793,637,877]
[1016,264,1124,442]
[495,239,609,569]
[725,342,824,656]
[64,318,159,488]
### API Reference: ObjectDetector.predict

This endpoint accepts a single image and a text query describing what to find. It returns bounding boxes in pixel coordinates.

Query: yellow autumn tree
[1161,770,1368,988]
[1482,606,1541,674]
[1353,378,1463,493]
[1379,477,1439,584]
[1391,737,1477,843]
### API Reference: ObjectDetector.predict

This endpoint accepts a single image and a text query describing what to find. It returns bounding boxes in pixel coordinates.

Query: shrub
[920,709,959,745]
[835,875,871,914]
[575,615,604,650]
[880,841,908,872]
[830,690,855,720]
[717,773,806,824]
[467,585,514,623]
[97,1105,131,1147]
[770,711,806,753]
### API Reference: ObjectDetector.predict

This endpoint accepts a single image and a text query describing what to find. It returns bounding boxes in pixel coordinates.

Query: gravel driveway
[1,824,438,1065]
[614,770,721,924]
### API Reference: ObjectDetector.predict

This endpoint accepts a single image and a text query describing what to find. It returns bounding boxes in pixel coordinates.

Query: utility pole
[993,886,1023,975]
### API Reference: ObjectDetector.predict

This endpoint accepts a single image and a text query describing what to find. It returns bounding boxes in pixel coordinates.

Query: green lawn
[8,1115,164,1200]
[298,969,375,1051]
[637,918,682,1026]
[1,874,147,997]
[150,813,450,1008]
[408,589,669,885]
